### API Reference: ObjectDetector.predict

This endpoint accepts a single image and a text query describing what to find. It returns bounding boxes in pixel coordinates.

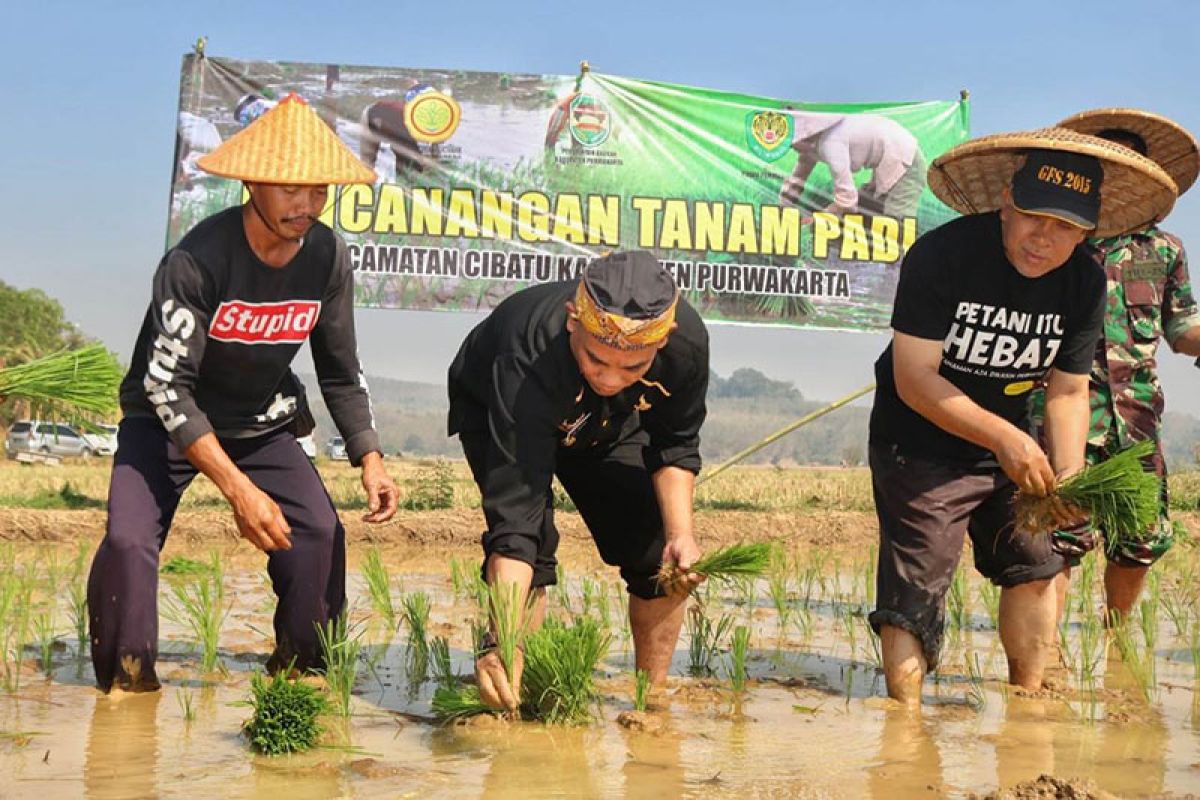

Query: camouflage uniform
[1033,227,1199,565]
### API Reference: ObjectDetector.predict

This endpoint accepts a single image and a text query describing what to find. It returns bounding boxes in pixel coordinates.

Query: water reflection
[85,691,161,800]
[867,707,944,798]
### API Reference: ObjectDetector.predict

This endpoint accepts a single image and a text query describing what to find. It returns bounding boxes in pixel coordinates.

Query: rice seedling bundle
[1014,441,1161,546]
[431,684,493,722]
[242,671,327,755]
[656,542,771,597]
[520,617,611,725]
[0,345,122,418]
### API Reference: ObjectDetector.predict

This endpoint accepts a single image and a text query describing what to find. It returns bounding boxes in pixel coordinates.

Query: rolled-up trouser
[867,442,1066,669]
[460,429,670,599]
[87,416,345,692]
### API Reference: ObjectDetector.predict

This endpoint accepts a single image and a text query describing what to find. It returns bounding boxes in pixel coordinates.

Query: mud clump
[969,774,1120,800]
[616,710,665,734]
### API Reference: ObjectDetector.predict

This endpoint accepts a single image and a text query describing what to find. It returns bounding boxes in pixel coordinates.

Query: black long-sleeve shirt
[120,207,381,465]
[448,280,708,542]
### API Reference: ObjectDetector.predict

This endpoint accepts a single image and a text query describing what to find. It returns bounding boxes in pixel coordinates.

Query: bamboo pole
[695,383,876,487]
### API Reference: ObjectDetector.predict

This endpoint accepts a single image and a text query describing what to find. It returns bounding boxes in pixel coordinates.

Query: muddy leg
[881,625,926,708]
[999,577,1057,690]
[1103,562,1148,624]
[630,593,686,687]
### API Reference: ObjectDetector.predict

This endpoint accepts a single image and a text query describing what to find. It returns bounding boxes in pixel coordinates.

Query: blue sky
[2,0,1198,412]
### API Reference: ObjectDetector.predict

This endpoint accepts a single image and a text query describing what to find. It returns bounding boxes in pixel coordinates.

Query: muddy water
[3,557,1200,799]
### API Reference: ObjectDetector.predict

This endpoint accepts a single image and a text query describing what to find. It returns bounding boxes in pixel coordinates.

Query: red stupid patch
[209,300,321,344]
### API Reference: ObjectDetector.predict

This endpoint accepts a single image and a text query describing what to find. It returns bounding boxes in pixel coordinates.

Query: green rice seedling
[727,625,751,693]
[162,551,228,674]
[430,636,455,689]
[242,670,327,755]
[402,591,431,683]
[178,687,196,723]
[657,542,771,596]
[551,564,572,613]
[449,557,469,599]
[469,572,490,612]
[470,618,489,657]
[1075,554,1099,616]
[66,542,89,652]
[1140,598,1159,658]
[794,605,814,644]
[316,611,363,718]
[487,581,528,695]
[863,544,878,607]
[0,567,32,692]
[838,606,859,659]
[581,577,599,618]
[160,555,213,577]
[361,546,398,636]
[861,616,882,670]
[633,669,650,712]
[595,584,612,630]
[965,652,987,712]
[1112,620,1155,702]
[520,617,611,724]
[431,684,494,722]
[947,567,970,631]
[767,546,792,631]
[32,610,56,676]
[1188,620,1200,683]
[685,605,733,676]
[1015,441,1160,546]
[1159,583,1191,637]
[978,580,1000,629]
[1077,613,1103,684]
[0,344,123,419]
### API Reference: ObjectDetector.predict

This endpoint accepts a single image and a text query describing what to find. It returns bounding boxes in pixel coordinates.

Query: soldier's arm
[1162,238,1200,356]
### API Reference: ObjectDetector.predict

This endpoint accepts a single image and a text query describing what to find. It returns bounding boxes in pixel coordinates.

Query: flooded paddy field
[2,460,1200,798]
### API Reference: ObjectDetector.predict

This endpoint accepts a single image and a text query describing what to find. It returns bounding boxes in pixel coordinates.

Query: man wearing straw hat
[447,250,709,712]
[88,94,399,693]
[866,127,1176,705]
[1033,109,1200,623]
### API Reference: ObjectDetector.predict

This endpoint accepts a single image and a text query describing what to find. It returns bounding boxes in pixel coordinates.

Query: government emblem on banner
[569,94,612,147]
[746,110,793,162]
[403,90,462,144]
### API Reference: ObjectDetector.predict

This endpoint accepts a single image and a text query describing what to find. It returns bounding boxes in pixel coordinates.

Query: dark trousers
[87,417,345,692]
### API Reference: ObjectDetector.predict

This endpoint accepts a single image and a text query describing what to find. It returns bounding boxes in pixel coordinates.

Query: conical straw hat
[928,127,1177,238]
[198,93,375,185]
[1057,108,1198,196]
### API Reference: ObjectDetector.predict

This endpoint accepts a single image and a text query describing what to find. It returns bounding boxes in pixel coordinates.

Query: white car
[5,420,114,459]
[296,434,317,460]
[325,436,348,460]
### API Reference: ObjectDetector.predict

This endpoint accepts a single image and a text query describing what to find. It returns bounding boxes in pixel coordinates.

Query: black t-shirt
[447,280,709,542]
[119,207,381,464]
[870,211,1105,466]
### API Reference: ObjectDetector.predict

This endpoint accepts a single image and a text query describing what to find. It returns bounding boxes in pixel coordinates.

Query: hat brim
[1058,108,1198,196]
[928,127,1177,238]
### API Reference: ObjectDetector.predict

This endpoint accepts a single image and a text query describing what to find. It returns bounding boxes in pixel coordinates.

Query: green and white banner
[171,55,970,330]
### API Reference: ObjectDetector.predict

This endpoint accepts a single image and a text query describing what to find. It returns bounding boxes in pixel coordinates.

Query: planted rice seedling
[978,580,1000,629]
[162,551,229,674]
[242,670,327,755]
[633,669,650,712]
[521,617,611,724]
[1112,620,1155,702]
[1014,441,1160,546]
[727,625,750,693]
[32,610,55,676]
[947,567,970,631]
[402,591,431,656]
[767,546,792,630]
[965,652,987,711]
[685,605,733,677]
[656,542,771,596]
[178,687,197,723]
[361,546,398,636]
[430,635,455,689]
[66,542,89,651]
[316,610,363,718]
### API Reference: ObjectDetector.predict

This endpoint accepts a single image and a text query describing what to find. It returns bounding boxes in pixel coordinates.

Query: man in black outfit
[88,94,399,692]
[448,250,709,710]
[868,128,1177,707]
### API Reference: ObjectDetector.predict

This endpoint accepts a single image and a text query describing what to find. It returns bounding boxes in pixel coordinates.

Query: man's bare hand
[995,429,1056,497]
[661,534,705,596]
[360,452,398,523]
[476,647,523,713]
[229,481,291,552]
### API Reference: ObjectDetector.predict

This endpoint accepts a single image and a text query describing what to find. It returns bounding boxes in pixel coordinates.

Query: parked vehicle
[325,436,347,460]
[5,420,114,459]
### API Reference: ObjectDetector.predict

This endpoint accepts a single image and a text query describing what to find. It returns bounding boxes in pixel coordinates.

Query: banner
[171,55,970,331]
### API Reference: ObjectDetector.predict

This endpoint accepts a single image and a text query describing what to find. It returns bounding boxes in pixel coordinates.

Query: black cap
[582,251,676,319]
[1010,149,1103,229]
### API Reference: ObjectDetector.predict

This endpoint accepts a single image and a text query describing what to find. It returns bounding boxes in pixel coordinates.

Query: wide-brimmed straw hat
[928,127,1177,238]
[1057,108,1198,196]
[198,93,375,185]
